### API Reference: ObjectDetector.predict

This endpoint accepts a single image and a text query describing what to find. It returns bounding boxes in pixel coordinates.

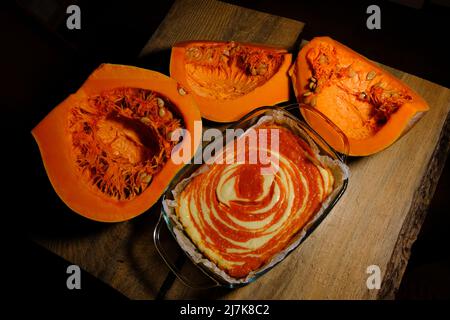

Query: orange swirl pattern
[176,125,334,278]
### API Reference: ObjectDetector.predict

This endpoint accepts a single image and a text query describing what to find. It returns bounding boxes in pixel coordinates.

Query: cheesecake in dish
[175,123,335,278]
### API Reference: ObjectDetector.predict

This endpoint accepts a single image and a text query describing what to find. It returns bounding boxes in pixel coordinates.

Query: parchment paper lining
[163,110,349,284]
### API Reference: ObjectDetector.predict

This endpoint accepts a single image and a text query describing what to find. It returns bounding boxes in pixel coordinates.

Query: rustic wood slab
[163,71,450,299]
[31,0,305,300]
[142,0,450,299]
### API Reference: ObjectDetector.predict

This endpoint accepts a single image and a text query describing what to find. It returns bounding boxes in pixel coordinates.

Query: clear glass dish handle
[153,213,221,289]
[283,103,349,163]
[234,103,350,163]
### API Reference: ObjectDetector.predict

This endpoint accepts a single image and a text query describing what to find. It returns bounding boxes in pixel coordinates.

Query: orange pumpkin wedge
[32,64,202,222]
[170,41,292,122]
[289,37,429,156]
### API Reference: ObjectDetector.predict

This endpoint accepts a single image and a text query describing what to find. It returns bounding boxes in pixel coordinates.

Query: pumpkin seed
[156,97,164,108]
[359,92,367,100]
[303,91,312,97]
[257,64,267,75]
[319,55,328,64]
[141,173,152,184]
[178,87,187,96]
[187,47,201,60]
[310,96,317,107]
[158,108,166,117]
[366,71,376,81]
[310,76,317,83]
[348,68,356,78]
[309,81,317,91]
[140,117,151,125]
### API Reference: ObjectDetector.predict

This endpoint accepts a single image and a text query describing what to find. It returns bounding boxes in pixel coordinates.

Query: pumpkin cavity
[184,42,285,100]
[69,87,184,201]
[303,42,412,140]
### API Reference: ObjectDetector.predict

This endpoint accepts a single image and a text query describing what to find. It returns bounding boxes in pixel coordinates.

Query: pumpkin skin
[289,37,429,156]
[32,64,202,222]
[170,41,292,122]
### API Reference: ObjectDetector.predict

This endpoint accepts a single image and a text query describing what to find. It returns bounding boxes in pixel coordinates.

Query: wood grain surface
[32,0,450,299]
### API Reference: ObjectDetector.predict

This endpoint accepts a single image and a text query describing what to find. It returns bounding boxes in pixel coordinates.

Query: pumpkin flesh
[170,41,292,122]
[290,37,429,156]
[69,87,182,201]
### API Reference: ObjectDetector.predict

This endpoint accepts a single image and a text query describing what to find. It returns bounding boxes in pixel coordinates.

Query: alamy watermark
[66,5,81,30]
[366,265,381,290]
[366,5,381,30]
[66,264,81,290]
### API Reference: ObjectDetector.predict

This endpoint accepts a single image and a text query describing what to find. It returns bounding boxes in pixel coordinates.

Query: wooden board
[32,0,450,300]
[139,0,305,56]
[31,0,305,300]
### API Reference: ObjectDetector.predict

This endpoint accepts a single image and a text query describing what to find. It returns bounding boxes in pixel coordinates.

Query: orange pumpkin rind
[32,64,202,222]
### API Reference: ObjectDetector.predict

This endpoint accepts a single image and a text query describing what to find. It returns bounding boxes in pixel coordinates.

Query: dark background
[3,0,449,299]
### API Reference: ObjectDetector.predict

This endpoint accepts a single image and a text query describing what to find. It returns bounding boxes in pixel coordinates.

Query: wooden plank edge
[138,0,179,57]
[378,111,450,299]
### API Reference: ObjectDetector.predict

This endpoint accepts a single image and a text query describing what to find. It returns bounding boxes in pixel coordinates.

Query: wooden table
[31,0,450,299]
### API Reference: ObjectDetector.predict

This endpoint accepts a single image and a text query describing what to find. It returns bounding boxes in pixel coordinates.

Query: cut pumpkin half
[170,41,292,122]
[290,37,429,156]
[32,64,202,222]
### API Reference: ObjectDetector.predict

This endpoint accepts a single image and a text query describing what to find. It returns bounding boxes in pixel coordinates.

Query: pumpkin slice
[170,41,292,122]
[32,64,202,222]
[289,37,429,156]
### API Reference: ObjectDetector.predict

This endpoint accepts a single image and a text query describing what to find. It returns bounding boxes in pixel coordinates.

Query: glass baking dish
[154,104,349,289]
